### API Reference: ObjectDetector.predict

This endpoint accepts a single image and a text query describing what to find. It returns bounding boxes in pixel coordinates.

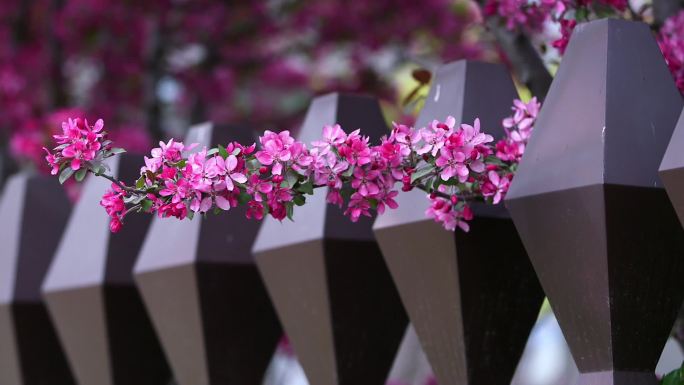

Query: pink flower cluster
[483,0,627,54]
[483,0,559,31]
[100,183,126,233]
[424,97,539,230]
[495,97,539,162]
[45,98,539,233]
[44,117,109,176]
[137,139,256,222]
[658,10,684,94]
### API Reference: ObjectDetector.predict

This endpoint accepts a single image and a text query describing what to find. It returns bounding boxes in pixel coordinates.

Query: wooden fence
[0,18,683,385]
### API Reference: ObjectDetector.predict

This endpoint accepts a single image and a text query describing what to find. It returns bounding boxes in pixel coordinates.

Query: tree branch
[145,17,168,142]
[652,0,684,27]
[486,18,554,100]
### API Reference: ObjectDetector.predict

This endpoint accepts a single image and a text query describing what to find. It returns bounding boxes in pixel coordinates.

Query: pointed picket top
[0,173,74,385]
[253,93,407,385]
[507,19,683,201]
[660,108,684,226]
[42,159,118,385]
[416,60,519,132]
[505,19,684,383]
[134,123,213,385]
[375,59,517,229]
[373,61,544,385]
[253,93,388,252]
[135,122,213,273]
[42,154,170,385]
[134,122,280,385]
[43,159,119,293]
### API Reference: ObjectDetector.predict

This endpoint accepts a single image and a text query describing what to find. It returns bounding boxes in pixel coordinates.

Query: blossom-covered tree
[1,0,485,179]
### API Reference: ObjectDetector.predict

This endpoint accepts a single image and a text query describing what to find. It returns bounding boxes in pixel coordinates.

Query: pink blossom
[205,154,248,191]
[160,179,190,204]
[152,139,186,163]
[496,97,540,162]
[312,124,347,154]
[215,193,233,211]
[49,103,537,233]
[158,201,188,220]
[425,196,472,232]
[390,122,421,153]
[436,147,469,182]
[327,189,344,207]
[460,118,493,147]
[290,142,314,175]
[344,193,372,222]
[351,167,381,196]
[256,130,295,175]
[246,201,265,220]
[659,10,684,94]
[375,190,399,215]
[313,152,349,189]
[417,117,455,156]
[43,148,60,175]
[338,130,372,166]
[246,174,274,201]
[481,171,511,204]
[100,183,126,233]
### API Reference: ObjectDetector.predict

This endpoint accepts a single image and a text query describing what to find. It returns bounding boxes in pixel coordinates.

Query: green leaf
[218,144,229,159]
[662,363,684,385]
[340,186,352,200]
[422,177,434,192]
[59,168,75,184]
[441,178,458,186]
[238,192,252,205]
[109,148,126,155]
[342,165,354,178]
[141,199,153,212]
[186,210,194,220]
[574,7,588,21]
[297,180,314,195]
[484,155,506,167]
[136,176,146,189]
[433,177,443,191]
[293,195,306,206]
[368,198,378,210]
[246,159,260,171]
[92,164,106,176]
[411,165,436,183]
[285,171,299,189]
[75,168,88,182]
[286,202,294,221]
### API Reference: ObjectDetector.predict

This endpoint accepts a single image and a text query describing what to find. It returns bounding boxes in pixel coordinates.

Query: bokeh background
[2,1,684,384]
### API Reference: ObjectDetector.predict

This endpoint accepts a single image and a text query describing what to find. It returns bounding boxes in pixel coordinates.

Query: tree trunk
[486,19,554,100]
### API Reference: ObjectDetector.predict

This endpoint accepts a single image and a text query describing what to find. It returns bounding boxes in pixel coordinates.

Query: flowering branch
[44,98,540,233]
